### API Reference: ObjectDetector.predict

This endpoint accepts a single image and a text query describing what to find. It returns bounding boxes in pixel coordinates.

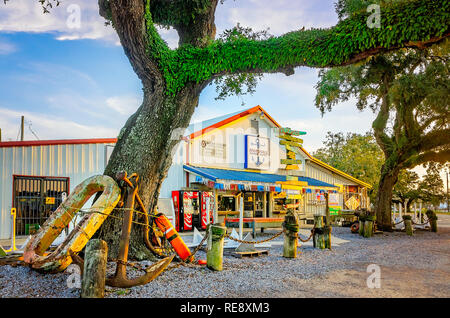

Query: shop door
[13,176,69,235]
[254,192,264,217]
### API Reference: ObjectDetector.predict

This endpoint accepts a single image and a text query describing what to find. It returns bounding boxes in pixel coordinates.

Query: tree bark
[98,86,202,260]
[374,167,400,231]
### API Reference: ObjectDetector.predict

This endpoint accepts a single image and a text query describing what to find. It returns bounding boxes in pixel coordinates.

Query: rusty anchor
[105,172,174,288]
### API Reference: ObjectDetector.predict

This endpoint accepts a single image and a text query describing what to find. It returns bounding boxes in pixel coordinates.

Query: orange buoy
[154,213,192,262]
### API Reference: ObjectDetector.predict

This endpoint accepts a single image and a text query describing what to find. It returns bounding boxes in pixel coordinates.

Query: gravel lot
[1,214,449,298]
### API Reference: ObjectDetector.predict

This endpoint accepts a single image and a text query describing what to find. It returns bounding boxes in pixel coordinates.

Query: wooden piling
[403,215,413,236]
[313,215,327,249]
[81,239,108,298]
[363,215,376,238]
[207,224,227,271]
[282,211,299,258]
[426,210,438,232]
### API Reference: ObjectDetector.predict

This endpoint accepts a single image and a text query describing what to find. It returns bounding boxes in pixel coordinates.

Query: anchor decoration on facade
[250,138,266,167]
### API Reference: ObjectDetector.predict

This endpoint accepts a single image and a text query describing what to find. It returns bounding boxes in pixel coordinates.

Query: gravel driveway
[1,214,449,298]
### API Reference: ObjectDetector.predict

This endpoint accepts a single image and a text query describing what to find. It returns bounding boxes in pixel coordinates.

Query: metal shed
[0,139,116,239]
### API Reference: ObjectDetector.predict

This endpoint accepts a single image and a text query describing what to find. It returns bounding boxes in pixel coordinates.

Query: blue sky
[1,0,377,151]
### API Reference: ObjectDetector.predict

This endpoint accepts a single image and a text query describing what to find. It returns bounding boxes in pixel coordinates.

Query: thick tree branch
[150,0,219,47]
[164,0,449,95]
[402,148,450,169]
[372,74,393,157]
[102,0,165,91]
[417,128,450,153]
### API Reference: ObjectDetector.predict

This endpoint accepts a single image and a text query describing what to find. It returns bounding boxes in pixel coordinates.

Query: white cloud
[0,0,119,44]
[105,96,141,116]
[0,38,17,55]
[0,107,118,141]
[220,0,336,36]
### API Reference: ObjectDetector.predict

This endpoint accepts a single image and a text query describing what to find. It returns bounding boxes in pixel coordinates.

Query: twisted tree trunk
[374,167,400,231]
[99,86,202,260]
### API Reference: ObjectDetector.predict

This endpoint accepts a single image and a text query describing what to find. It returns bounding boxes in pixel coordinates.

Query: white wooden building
[0,106,371,239]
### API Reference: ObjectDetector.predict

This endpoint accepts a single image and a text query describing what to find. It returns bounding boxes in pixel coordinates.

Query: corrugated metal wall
[303,161,357,216]
[0,142,113,239]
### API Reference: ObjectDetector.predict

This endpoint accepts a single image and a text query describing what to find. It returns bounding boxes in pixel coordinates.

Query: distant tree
[419,162,445,210]
[313,131,384,202]
[392,169,420,211]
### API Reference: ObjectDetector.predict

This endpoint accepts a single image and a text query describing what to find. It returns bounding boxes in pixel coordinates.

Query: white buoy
[235,233,257,253]
[224,228,240,249]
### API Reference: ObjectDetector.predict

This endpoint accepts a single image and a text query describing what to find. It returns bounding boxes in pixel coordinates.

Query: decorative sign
[280,159,303,165]
[201,137,226,162]
[45,197,56,205]
[279,127,307,136]
[345,195,360,210]
[329,206,342,215]
[245,135,270,170]
[279,128,305,170]
[328,193,339,206]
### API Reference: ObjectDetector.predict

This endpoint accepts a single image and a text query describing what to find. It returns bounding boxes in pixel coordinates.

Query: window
[13,176,69,235]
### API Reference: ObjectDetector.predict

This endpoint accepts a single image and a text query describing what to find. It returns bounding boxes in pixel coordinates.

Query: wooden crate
[230,249,269,258]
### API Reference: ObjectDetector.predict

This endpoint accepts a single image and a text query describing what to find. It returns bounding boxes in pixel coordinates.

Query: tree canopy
[313,131,384,201]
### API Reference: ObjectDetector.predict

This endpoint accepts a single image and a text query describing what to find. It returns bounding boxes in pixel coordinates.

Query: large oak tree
[14,0,450,257]
[315,43,449,231]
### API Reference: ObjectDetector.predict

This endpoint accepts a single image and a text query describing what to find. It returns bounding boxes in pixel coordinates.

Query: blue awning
[183,165,337,188]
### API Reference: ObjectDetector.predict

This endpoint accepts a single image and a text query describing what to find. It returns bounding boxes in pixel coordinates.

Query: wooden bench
[224,217,284,238]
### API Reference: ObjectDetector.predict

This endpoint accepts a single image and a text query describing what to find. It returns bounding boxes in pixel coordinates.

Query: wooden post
[414,203,417,222]
[313,215,326,249]
[363,215,376,238]
[206,224,227,271]
[81,239,108,298]
[403,215,413,236]
[282,211,299,258]
[323,193,331,249]
[358,214,366,236]
[239,195,244,240]
[426,210,438,232]
[20,116,24,141]
[419,202,423,222]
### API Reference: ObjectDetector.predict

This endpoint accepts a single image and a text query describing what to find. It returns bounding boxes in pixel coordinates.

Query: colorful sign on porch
[345,195,360,210]
[279,128,307,136]
[279,128,304,170]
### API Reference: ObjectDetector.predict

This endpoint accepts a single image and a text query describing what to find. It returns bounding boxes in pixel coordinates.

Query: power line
[26,120,40,140]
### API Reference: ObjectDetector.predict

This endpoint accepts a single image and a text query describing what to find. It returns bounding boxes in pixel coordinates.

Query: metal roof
[183,165,337,188]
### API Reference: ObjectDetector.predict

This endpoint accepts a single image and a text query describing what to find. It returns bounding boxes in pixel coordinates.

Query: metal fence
[13,176,69,235]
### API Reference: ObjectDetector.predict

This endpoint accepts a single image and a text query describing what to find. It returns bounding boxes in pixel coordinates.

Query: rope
[296,227,315,243]
[412,216,430,226]
[167,227,211,271]
[224,230,283,245]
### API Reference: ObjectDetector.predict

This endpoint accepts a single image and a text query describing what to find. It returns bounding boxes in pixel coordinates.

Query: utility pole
[0,128,2,142]
[447,167,449,214]
[20,116,24,141]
